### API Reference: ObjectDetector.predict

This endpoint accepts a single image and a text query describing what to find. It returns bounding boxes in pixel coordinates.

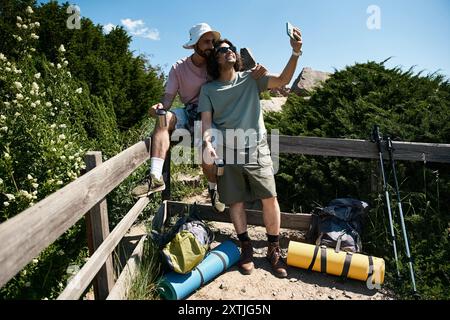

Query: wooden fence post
[162,152,171,200]
[85,151,115,299]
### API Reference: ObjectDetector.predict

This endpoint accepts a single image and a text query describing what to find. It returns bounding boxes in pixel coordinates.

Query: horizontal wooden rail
[273,135,450,163]
[0,139,151,288]
[167,201,312,231]
[58,197,150,300]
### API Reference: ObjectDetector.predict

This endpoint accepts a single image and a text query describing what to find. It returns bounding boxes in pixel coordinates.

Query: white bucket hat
[183,23,221,49]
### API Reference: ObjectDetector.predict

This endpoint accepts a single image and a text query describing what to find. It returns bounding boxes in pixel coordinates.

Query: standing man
[132,23,266,214]
[199,28,303,277]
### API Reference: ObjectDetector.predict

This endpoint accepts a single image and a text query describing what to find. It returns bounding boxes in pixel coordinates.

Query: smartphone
[240,48,256,71]
[286,22,299,40]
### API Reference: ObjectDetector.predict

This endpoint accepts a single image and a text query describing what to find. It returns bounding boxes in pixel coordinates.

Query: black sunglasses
[215,46,237,54]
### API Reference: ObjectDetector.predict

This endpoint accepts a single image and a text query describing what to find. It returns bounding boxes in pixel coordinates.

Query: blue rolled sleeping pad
[158,240,240,300]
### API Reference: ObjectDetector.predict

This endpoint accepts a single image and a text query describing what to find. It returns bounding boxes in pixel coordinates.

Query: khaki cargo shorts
[217,139,277,205]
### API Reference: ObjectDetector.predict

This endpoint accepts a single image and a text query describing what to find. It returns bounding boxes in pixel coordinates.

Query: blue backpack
[307,198,369,253]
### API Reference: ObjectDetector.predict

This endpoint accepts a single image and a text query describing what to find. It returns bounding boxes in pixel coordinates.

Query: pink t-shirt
[165,56,209,105]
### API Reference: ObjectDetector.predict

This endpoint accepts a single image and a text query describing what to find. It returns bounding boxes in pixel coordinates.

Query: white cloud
[120,18,160,40]
[103,23,116,34]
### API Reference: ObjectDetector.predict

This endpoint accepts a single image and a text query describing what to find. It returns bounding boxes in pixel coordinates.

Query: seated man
[132,23,267,213]
[199,29,303,277]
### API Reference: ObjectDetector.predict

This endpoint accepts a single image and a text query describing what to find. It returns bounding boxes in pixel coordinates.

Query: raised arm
[267,27,303,89]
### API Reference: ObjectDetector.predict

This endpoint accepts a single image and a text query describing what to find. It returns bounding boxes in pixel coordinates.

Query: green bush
[265,61,450,299]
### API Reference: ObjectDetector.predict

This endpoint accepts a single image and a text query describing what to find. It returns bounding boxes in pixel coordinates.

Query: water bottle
[156,108,167,128]
[215,158,225,176]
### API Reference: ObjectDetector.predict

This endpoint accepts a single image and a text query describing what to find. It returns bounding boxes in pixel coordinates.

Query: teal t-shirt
[198,71,269,149]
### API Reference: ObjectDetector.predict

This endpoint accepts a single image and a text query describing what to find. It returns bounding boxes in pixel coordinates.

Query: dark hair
[206,39,242,80]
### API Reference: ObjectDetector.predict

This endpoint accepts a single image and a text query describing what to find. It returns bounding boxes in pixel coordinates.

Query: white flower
[63,60,68,66]
[49,62,54,67]
[0,178,3,184]
[32,82,39,91]
[5,194,15,201]
[57,63,62,69]
[27,174,33,180]
[16,93,23,100]
[3,202,9,207]
[15,112,21,117]
[30,33,39,40]
[34,22,40,27]
[50,124,56,129]
[17,16,23,22]
[32,115,37,120]
[3,102,10,107]
[59,44,66,53]
[1,127,8,133]
[0,115,6,120]
[16,36,23,42]
[60,155,66,160]
[50,112,55,116]
[59,124,67,128]
[31,102,36,108]
[75,88,83,94]
[59,134,66,140]
[14,82,23,90]
[16,23,22,28]
[26,6,34,14]
[35,100,41,105]
[57,180,63,185]
[22,24,28,30]
[69,156,74,160]
[32,183,39,189]
[5,67,11,72]
[51,148,57,152]
[45,102,52,107]
[0,53,5,61]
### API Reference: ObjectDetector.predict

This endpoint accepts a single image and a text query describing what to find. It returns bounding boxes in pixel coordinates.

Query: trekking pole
[371,125,401,278]
[386,136,418,294]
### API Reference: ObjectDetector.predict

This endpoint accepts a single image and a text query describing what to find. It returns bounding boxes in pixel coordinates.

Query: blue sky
[44,0,450,85]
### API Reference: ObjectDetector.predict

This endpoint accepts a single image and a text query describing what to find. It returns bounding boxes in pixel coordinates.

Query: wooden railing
[0,135,449,300]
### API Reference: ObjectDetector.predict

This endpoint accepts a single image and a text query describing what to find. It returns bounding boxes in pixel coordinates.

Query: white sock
[150,157,165,180]
[208,182,217,190]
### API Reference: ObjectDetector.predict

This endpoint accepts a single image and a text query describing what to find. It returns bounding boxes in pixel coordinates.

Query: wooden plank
[58,197,150,300]
[84,152,115,300]
[273,135,450,163]
[106,235,146,300]
[0,139,151,288]
[167,201,312,231]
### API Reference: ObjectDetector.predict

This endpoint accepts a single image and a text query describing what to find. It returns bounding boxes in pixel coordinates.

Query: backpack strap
[335,232,345,253]
[320,246,327,274]
[341,252,353,279]
[367,255,374,283]
[194,266,206,287]
[308,245,320,271]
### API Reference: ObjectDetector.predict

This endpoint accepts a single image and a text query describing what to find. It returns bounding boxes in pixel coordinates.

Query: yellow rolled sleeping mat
[287,241,385,284]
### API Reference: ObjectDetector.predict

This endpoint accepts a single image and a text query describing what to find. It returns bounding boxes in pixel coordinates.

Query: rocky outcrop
[260,97,288,113]
[291,67,332,97]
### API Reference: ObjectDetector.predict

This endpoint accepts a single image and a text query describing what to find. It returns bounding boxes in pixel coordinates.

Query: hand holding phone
[286,22,301,41]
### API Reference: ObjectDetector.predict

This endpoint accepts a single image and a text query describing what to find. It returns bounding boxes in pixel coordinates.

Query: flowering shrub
[0,7,90,221]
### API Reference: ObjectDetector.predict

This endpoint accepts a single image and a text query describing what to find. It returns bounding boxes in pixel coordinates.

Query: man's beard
[195,46,212,58]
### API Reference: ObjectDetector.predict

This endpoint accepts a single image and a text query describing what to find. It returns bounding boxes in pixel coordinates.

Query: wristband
[292,49,302,57]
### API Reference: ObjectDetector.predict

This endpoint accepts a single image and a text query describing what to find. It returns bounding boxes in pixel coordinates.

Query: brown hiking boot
[267,242,288,278]
[238,241,254,275]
